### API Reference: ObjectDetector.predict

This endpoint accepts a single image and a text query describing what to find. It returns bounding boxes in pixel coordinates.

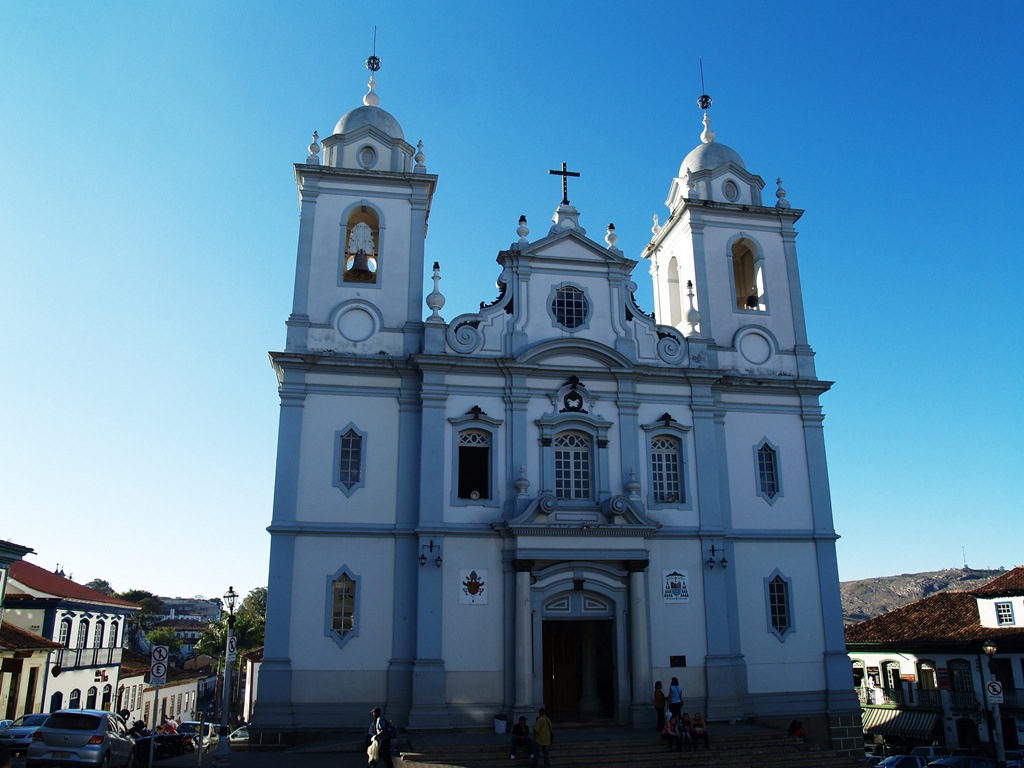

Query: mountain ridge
[840,567,1006,626]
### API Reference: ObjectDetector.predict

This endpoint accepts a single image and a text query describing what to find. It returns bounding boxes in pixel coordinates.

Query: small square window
[995,601,1014,625]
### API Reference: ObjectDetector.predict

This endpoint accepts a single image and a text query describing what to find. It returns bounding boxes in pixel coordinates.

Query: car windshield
[46,713,103,730]
[12,714,49,727]
[879,757,911,767]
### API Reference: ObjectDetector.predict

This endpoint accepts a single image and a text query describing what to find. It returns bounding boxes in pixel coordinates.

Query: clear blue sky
[2,2,1021,600]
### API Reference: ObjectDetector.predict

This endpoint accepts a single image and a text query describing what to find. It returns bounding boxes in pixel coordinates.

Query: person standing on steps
[668,676,683,721]
[530,707,553,768]
[653,680,666,732]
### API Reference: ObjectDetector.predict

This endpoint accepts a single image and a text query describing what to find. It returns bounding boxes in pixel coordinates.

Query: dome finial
[697,57,715,144]
[364,26,381,107]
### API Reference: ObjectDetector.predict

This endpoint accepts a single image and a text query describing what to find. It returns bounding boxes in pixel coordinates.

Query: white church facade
[255,62,859,751]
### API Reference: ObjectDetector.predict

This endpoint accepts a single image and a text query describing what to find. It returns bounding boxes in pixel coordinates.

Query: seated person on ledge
[661,717,683,752]
[510,716,534,759]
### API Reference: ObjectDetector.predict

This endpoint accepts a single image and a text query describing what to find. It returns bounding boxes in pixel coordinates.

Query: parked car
[927,757,997,768]
[912,747,952,761]
[26,709,136,767]
[877,755,928,768]
[1003,751,1022,768]
[0,713,49,755]
[177,721,218,752]
[228,726,248,744]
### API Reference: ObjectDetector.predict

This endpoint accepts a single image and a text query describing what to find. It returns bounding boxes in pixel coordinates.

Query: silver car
[0,713,49,755]
[26,709,135,767]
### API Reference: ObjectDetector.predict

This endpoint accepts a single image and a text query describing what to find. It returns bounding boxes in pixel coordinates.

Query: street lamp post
[981,639,1007,768]
[212,586,239,767]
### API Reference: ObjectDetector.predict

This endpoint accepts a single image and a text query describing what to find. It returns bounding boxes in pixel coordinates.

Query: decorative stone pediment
[492,493,661,536]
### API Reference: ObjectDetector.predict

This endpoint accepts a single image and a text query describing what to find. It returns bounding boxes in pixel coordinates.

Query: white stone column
[628,561,652,728]
[513,561,534,717]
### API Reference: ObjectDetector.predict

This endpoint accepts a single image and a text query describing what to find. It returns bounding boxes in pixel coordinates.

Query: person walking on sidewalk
[530,708,553,768]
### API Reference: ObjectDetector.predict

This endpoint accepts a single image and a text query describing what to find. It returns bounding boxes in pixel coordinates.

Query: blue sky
[1,2,1021,600]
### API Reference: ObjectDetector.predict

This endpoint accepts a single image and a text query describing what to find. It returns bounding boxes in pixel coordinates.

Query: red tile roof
[970,567,1024,597]
[9,560,140,609]
[120,650,206,685]
[0,621,62,651]
[845,566,1024,648]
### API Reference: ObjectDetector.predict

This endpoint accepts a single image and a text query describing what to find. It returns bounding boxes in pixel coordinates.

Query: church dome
[333,104,405,141]
[678,140,745,176]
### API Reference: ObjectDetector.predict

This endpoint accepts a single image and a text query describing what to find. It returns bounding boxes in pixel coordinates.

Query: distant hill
[840,568,1005,626]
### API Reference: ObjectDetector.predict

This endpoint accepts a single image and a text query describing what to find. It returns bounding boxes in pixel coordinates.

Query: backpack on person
[385,719,398,739]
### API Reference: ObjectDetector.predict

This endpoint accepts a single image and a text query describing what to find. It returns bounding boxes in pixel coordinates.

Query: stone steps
[399,730,863,768]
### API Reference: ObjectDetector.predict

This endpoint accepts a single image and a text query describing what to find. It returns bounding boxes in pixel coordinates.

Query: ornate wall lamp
[706,544,728,570]
[419,539,442,568]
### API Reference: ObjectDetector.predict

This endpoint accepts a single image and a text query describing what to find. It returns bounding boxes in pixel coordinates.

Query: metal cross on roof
[548,162,580,206]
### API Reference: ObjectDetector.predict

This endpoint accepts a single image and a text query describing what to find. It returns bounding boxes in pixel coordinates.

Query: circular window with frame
[358,145,378,169]
[722,179,739,202]
[552,286,589,329]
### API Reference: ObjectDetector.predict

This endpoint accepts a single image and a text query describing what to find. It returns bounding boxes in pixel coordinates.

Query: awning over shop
[861,708,939,739]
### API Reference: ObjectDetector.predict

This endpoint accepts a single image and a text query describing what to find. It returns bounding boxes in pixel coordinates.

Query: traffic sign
[226,635,237,662]
[986,680,1003,704]
[150,646,168,686]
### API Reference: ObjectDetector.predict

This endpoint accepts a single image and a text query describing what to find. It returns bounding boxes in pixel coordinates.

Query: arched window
[554,431,592,500]
[59,617,73,647]
[77,619,90,649]
[918,660,940,707]
[342,208,380,284]
[882,660,904,705]
[102,684,112,710]
[457,429,491,500]
[50,691,63,712]
[93,620,105,647]
[730,238,765,311]
[109,621,119,647]
[86,686,98,709]
[69,689,81,710]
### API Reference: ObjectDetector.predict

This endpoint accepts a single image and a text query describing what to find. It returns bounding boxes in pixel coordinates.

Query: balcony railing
[949,690,980,711]
[53,646,123,670]
[917,689,942,708]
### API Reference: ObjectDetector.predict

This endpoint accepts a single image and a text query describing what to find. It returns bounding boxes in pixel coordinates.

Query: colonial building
[0,541,57,721]
[255,60,858,751]
[3,560,139,713]
[846,567,1024,752]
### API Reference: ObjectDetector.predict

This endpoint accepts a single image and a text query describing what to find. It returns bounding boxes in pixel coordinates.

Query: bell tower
[644,93,815,379]
[285,54,437,357]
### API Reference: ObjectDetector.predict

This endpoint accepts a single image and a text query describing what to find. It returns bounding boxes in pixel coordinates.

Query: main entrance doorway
[542,619,614,720]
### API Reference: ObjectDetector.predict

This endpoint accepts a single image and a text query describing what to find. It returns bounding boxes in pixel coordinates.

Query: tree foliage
[116,589,164,632]
[146,627,181,653]
[196,587,266,659]
[85,578,115,595]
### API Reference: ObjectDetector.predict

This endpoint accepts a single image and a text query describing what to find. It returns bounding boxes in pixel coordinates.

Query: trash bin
[494,715,507,734]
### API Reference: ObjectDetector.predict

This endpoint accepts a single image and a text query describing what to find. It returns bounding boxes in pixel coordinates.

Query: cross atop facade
[548,162,581,206]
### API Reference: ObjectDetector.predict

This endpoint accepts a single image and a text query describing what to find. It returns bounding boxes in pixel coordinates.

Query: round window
[358,145,378,169]
[723,179,739,202]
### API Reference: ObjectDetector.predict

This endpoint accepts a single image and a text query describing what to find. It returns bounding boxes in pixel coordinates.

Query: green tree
[146,627,181,653]
[116,589,164,632]
[195,587,266,658]
[85,578,115,595]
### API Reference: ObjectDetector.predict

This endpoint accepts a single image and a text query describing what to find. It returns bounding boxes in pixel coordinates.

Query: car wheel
[99,753,110,768]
